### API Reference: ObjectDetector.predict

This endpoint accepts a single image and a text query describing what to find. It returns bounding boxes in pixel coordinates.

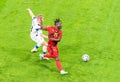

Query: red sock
[56,60,62,71]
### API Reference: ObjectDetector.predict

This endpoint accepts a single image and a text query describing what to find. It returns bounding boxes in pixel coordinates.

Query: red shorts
[47,45,59,58]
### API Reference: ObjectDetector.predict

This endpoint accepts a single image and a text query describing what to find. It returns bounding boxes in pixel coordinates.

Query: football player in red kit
[40,19,68,75]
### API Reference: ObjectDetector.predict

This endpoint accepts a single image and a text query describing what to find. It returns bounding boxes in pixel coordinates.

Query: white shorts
[30,33,44,46]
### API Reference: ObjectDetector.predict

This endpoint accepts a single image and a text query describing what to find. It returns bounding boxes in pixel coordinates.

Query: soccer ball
[82,54,90,62]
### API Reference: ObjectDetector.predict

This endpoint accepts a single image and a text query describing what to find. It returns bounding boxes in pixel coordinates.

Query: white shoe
[39,54,49,60]
[39,54,44,60]
[43,57,49,60]
[60,70,68,75]
[31,48,37,52]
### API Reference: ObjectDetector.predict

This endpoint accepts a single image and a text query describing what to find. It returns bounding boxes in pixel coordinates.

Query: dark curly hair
[54,18,61,25]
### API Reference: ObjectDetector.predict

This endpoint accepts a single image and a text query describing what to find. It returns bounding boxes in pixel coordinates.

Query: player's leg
[30,34,39,52]
[40,46,63,71]
[40,46,68,74]
[39,41,48,60]
[43,46,57,58]
[31,44,40,52]
[39,44,50,60]
[41,41,48,54]
[31,45,39,52]
[53,47,68,74]
[55,56,62,71]
[40,45,52,59]
[32,36,46,53]
[40,45,55,60]
[56,57,68,74]
[55,56,68,74]
[44,46,67,74]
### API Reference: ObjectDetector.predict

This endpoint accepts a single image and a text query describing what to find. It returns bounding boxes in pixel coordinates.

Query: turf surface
[0,0,120,82]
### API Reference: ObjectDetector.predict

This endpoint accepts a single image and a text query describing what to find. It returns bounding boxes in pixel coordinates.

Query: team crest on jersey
[54,32,58,37]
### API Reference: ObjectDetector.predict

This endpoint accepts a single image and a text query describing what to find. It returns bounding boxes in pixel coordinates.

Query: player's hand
[26,8,31,11]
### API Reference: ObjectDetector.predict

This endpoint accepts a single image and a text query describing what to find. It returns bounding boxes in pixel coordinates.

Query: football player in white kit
[27,8,48,54]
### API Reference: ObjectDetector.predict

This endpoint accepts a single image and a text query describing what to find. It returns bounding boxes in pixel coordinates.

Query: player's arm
[26,8,35,18]
[40,22,47,30]
[40,33,48,39]
[49,36,61,42]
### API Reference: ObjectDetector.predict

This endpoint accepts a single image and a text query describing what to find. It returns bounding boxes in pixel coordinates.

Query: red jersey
[45,26,62,46]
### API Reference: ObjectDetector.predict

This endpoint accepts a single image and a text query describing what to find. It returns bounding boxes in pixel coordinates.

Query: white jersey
[30,16,42,35]
[30,16,44,45]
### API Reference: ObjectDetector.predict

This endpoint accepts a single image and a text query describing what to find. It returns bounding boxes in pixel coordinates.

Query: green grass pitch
[0,0,120,82]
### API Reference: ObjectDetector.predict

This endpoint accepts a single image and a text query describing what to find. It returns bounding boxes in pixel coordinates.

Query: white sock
[42,46,47,54]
